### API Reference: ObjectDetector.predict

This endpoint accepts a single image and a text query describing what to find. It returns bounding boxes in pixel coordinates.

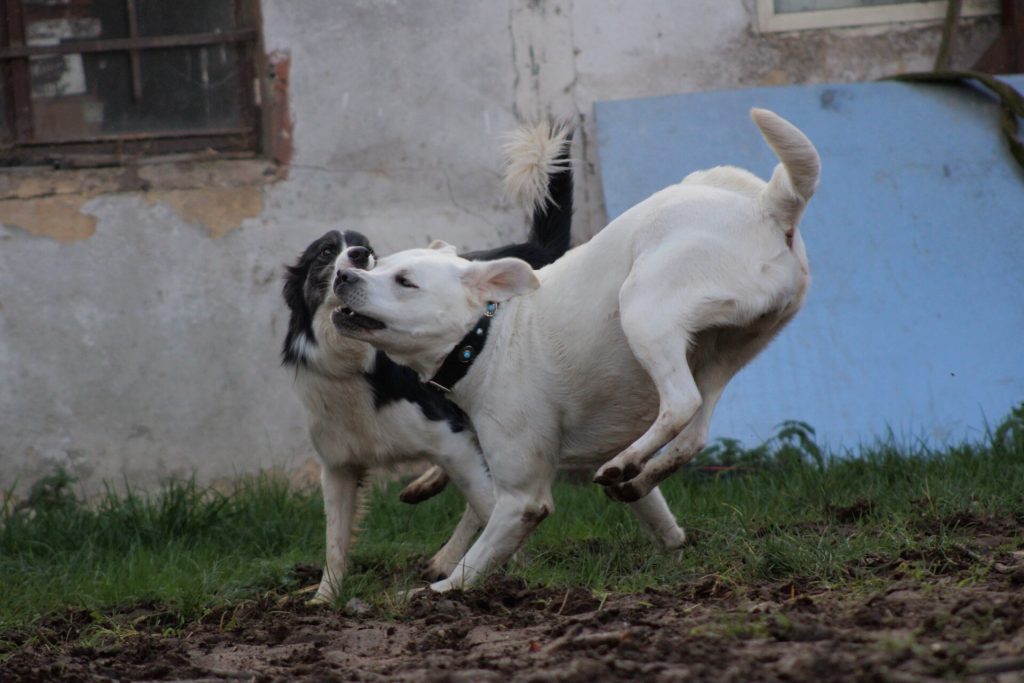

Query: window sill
[0,154,283,202]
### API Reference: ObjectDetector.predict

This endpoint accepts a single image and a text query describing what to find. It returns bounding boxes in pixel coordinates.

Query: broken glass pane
[30,46,243,140]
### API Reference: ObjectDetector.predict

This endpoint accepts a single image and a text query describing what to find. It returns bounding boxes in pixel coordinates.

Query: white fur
[502,120,573,217]
[334,109,820,591]
[293,121,684,603]
[295,270,495,604]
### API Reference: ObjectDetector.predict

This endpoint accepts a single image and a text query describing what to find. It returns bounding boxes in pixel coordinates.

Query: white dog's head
[331,240,539,374]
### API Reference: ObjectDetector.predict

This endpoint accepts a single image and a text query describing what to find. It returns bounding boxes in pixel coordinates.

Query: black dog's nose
[347,246,371,269]
[336,268,362,286]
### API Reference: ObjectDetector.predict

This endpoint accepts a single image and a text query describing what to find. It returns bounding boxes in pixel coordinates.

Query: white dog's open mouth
[332,306,387,331]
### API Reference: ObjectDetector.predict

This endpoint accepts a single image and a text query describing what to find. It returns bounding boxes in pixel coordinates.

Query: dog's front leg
[423,504,481,581]
[430,434,556,592]
[433,486,553,592]
[419,432,496,580]
[311,464,363,604]
[430,432,496,531]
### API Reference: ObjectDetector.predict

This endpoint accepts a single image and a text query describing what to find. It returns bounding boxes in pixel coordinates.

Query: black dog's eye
[395,274,418,289]
[319,246,336,259]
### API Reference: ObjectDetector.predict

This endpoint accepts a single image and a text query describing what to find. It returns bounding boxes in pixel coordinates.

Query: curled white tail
[502,120,573,219]
[750,108,820,230]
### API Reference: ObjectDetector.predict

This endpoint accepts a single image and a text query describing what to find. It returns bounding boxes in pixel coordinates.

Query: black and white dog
[282,123,575,603]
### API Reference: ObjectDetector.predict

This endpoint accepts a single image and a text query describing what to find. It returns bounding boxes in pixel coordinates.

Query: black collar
[427,302,497,393]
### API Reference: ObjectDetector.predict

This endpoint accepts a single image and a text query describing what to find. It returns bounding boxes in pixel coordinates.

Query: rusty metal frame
[973,0,1024,73]
[0,0,262,167]
[0,28,259,58]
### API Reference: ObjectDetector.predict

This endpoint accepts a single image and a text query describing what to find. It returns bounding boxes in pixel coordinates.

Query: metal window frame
[0,0,263,167]
[756,0,1000,32]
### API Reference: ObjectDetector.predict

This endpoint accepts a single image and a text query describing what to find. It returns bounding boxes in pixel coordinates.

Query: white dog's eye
[395,274,418,289]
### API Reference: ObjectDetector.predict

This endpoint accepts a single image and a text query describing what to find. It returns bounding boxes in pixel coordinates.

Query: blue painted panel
[594,77,1024,450]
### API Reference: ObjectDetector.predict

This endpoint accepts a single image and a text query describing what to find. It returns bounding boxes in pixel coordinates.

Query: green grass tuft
[2,404,1022,639]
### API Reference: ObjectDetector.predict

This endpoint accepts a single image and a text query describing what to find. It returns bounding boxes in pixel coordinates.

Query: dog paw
[603,481,645,503]
[397,586,428,601]
[594,460,644,486]
[621,462,642,481]
[307,590,335,607]
[592,464,622,486]
[428,578,457,593]
[662,530,688,559]
[421,557,453,582]
[399,465,449,504]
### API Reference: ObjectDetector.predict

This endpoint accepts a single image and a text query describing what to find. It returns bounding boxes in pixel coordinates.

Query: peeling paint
[0,159,277,203]
[144,187,264,238]
[265,51,294,170]
[0,159,272,242]
[759,68,791,85]
[0,195,97,243]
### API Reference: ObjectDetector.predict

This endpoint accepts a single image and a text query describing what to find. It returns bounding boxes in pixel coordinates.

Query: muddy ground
[4,516,1024,683]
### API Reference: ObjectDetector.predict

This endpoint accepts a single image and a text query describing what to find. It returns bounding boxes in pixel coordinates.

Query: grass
[2,405,1022,642]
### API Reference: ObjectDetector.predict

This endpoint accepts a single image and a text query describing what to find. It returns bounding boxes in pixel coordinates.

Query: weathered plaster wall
[0,0,1000,494]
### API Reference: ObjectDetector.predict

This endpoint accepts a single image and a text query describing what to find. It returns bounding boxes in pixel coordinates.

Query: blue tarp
[594,75,1024,450]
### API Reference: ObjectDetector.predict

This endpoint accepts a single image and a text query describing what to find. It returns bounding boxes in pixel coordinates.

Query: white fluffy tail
[750,108,820,231]
[502,120,573,219]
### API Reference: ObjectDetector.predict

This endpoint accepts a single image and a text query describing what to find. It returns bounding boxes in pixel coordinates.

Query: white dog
[284,122,687,602]
[333,109,820,592]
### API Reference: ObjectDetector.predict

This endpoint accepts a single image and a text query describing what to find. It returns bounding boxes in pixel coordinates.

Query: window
[757,0,1000,32]
[1,0,262,166]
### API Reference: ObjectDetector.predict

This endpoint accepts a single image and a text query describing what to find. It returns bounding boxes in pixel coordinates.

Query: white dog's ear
[462,258,540,303]
[428,239,458,255]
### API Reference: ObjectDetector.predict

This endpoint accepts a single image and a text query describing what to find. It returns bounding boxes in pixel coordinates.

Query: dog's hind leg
[593,274,707,489]
[606,323,785,502]
[627,485,686,552]
[607,384,722,503]
[423,504,482,581]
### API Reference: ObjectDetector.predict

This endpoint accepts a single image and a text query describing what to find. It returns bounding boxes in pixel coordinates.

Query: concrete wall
[0,0,1000,495]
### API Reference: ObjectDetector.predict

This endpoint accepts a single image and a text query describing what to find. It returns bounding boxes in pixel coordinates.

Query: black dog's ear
[282,261,309,316]
[281,257,316,366]
[282,230,344,315]
[281,230,342,365]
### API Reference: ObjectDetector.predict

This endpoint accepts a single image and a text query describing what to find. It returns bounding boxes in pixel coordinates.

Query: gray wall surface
[0,0,1000,495]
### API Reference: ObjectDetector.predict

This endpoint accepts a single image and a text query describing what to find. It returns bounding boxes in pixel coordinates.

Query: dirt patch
[4,528,1024,682]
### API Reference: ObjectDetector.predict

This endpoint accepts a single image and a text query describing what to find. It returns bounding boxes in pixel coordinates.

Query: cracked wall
[0,0,1001,494]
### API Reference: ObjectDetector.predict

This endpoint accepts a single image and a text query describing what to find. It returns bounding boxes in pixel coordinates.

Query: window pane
[137,0,237,37]
[24,0,128,44]
[23,0,124,136]
[775,0,931,11]
[0,12,6,138]
[30,46,243,141]
[21,0,237,41]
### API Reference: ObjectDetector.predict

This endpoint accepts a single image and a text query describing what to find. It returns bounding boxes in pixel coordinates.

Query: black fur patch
[462,242,554,269]
[363,351,468,432]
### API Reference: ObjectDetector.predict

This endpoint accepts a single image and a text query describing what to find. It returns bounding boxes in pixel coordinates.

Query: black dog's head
[281,229,375,366]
